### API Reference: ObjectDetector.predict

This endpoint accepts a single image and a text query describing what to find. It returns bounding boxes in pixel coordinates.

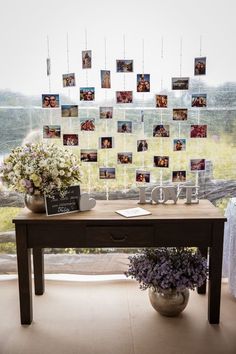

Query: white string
[178,122,181,138]
[161,36,164,91]
[123,34,126,90]
[200,35,202,57]
[104,37,107,70]
[179,37,183,77]
[85,29,88,86]
[47,36,51,93]
[66,33,71,99]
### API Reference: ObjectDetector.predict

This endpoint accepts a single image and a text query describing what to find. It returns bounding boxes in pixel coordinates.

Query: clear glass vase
[24,194,46,213]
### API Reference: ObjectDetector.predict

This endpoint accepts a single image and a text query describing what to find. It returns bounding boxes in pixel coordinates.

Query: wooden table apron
[13,199,226,325]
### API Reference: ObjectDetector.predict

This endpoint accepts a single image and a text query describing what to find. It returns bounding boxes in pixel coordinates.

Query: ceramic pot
[24,194,46,213]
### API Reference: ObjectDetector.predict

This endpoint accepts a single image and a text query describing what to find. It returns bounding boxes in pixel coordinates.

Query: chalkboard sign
[45,185,80,216]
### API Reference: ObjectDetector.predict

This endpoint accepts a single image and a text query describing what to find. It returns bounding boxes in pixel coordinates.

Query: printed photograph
[62,73,76,87]
[137,74,150,92]
[117,121,132,133]
[82,50,92,69]
[153,125,170,137]
[172,77,189,90]
[194,57,206,75]
[190,159,206,171]
[80,118,95,131]
[154,156,169,168]
[43,125,61,139]
[190,125,207,138]
[99,107,113,119]
[61,105,78,117]
[172,170,186,182]
[42,94,60,108]
[116,59,133,72]
[116,91,133,103]
[173,108,188,121]
[117,152,132,164]
[137,139,148,152]
[63,134,79,146]
[99,167,116,179]
[80,87,95,101]
[80,149,97,162]
[136,170,150,183]
[100,137,113,149]
[191,94,207,107]
[173,138,186,151]
[101,70,111,88]
[156,95,167,108]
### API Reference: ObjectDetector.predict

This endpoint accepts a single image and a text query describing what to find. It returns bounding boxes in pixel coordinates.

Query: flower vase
[148,287,189,317]
[24,194,46,213]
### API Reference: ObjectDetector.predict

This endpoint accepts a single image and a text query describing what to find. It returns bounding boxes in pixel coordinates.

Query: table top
[13,199,226,224]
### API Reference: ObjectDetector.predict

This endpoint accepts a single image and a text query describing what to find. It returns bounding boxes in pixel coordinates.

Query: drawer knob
[110,233,127,242]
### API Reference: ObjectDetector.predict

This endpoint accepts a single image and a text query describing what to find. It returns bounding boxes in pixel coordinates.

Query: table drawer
[86,226,154,247]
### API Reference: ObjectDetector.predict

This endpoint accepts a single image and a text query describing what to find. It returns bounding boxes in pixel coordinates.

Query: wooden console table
[13,199,226,325]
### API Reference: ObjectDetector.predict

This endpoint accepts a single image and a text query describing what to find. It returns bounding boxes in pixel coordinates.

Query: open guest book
[115,207,151,218]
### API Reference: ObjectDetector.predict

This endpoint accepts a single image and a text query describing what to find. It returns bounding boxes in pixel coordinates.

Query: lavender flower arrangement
[125,247,208,292]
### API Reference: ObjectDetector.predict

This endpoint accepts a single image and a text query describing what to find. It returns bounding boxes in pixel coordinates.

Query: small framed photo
[99,107,113,119]
[62,73,76,87]
[191,94,207,107]
[172,77,189,90]
[116,91,133,103]
[173,108,188,121]
[117,152,132,164]
[137,74,150,92]
[190,125,207,138]
[116,60,133,72]
[137,139,148,152]
[80,149,97,162]
[42,94,60,108]
[172,170,186,182]
[173,138,186,151]
[156,95,167,108]
[101,70,111,88]
[43,125,61,139]
[100,137,113,149]
[117,121,132,133]
[190,159,206,171]
[82,50,92,69]
[61,105,78,117]
[154,156,169,168]
[99,167,116,179]
[136,170,150,183]
[153,125,170,137]
[194,57,206,75]
[63,134,79,146]
[80,118,95,131]
[80,87,95,101]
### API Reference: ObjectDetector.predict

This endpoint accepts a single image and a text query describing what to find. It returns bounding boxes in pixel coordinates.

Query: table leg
[197,247,208,294]
[33,248,45,295]
[208,222,224,324]
[15,224,33,325]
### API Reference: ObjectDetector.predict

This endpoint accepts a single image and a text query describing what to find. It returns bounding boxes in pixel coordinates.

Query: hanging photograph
[173,138,186,151]
[117,152,132,164]
[80,118,95,131]
[116,91,133,103]
[99,168,116,179]
[116,60,133,72]
[153,125,170,137]
[137,74,150,92]
[191,94,207,107]
[80,87,95,101]
[190,125,207,138]
[61,105,78,117]
[156,95,167,108]
[82,50,92,69]
[190,159,205,171]
[173,108,188,120]
[137,139,148,152]
[154,156,169,168]
[101,70,111,88]
[172,170,186,182]
[117,121,132,133]
[136,170,150,182]
[100,137,113,149]
[99,107,113,119]
[42,94,60,108]
[43,125,61,139]
[80,149,97,162]
[63,134,79,146]
[194,57,206,75]
[62,73,76,87]
[172,77,189,90]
